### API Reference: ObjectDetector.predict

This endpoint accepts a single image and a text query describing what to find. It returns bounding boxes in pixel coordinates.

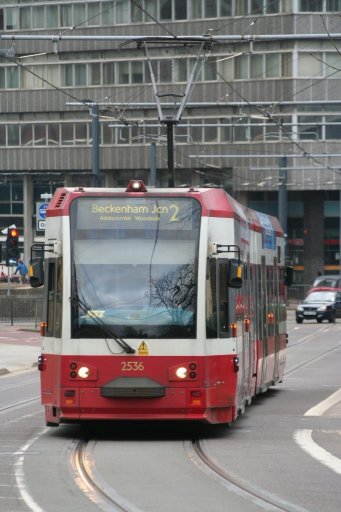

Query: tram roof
[46,184,283,237]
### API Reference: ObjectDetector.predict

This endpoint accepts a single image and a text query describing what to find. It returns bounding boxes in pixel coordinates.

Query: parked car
[296,290,341,323]
[310,274,341,291]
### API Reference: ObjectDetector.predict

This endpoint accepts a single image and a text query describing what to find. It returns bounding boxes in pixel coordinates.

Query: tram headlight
[175,367,188,379]
[78,366,90,379]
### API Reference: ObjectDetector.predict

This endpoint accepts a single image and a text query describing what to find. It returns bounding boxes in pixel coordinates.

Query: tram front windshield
[70,196,201,339]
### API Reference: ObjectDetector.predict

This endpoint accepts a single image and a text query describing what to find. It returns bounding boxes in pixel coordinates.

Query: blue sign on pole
[39,203,48,219]
[36,202,48,231]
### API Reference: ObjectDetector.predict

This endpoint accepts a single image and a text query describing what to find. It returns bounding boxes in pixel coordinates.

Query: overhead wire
[2,3,341,177]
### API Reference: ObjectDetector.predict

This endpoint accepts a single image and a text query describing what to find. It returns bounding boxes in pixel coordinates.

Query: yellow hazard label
[138,341,149,355]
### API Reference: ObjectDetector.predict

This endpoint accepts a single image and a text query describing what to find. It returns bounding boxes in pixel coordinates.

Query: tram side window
[206,259,231,338]
[45,259,63,337]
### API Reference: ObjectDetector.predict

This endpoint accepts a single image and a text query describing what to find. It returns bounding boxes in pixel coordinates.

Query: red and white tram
[31,180,291,426]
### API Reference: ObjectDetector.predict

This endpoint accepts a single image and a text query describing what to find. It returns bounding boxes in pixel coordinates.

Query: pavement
[0,323,40,376]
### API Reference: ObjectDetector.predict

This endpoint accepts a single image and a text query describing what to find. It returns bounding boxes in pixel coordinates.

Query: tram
[30,180,292,426]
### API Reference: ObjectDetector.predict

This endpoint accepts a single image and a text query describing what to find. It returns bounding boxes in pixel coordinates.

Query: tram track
[70,435,310,512]
[0,396,40,413]
[187,439,309,512]
[286,323,335,349]
[69,439,143,512]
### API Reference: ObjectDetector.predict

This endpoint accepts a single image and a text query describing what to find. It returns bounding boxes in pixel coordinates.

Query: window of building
[299,0,323,10]
[62,64,73,87]
[326,0,341,9]
[89,63,101,85]
[0,125,5,147]
[0,68,5,89]
[8,125,19,146]
[326,116,341,139]
[117,62,130,84]
[266,0,280,13]
[48,124,60,145]
[5,8,19,30]
[103,63,115,84]
[7,67,19,88]
[46,6,58,28]
[204,120,218,142]
[191,0,202,17]
[116,2,129,23]
[21,125,33,146]
[74,4,87,26]
[131,2,143,22]
[74,64,87,86]
[173,59,187,82]
[297,116,322,140]
[265,53,280,77]
[251,0,264,13]
[325,53,341,78]
[175,0,187,18]
[60,4,73,27]
[34,124,47,146]
[61,123,74,145]
[190,121,203,142]
[75,123,88,145]
[205,57,217,80]
[297,53,323,77]
[221,0,233,16]
[160,0,172,19]
[235,53,249,79]
[145,0,158,19]
[205,0,217,17]
[31,6,45,29]
[250,54,263,78]
[236,0,248,15]
[159,59,172,82]
[131,61,144,83]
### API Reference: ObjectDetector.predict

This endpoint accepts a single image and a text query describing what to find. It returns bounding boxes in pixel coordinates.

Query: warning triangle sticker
[138,341,149,355]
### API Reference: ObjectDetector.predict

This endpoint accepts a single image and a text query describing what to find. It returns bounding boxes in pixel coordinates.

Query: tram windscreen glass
[70,197,201,338]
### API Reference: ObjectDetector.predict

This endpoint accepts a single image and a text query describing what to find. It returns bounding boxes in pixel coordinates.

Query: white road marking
[294,388,341,475]
[14,428,48,512]
[294,429,341,475]
[304,388,341,416]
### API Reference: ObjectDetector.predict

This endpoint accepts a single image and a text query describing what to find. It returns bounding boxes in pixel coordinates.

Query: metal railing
[0,296,43,327]
[286,284,312,304]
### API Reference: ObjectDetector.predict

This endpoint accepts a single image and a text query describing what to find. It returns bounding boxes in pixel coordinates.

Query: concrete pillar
[303,191,324,285]
[23,175,33,265]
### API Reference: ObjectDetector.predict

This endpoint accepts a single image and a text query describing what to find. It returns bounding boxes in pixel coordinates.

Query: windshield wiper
[71,294,135,354]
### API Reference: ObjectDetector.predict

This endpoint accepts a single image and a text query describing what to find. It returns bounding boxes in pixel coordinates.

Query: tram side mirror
[29,257,44,288]
[227,258,243,289]
[284,265,293,287]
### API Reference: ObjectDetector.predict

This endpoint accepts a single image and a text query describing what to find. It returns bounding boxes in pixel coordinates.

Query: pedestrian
[15,259,28,284]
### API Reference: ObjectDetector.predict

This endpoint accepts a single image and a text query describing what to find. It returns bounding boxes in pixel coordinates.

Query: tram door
[273,258,280,381]
[242,257,253,403]
[259,256,268,390]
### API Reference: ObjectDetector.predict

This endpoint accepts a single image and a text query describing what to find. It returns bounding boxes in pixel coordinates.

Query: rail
[0,296,43,327]
[286,284,312,304]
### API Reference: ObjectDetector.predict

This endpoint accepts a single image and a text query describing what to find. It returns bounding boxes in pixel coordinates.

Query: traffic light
[6,228,20,267]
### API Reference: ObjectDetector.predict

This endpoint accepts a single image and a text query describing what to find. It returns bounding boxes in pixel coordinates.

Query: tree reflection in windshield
[146,263,196,324]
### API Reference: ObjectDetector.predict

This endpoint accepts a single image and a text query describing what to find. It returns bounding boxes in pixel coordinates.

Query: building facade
[0,0,341,285]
